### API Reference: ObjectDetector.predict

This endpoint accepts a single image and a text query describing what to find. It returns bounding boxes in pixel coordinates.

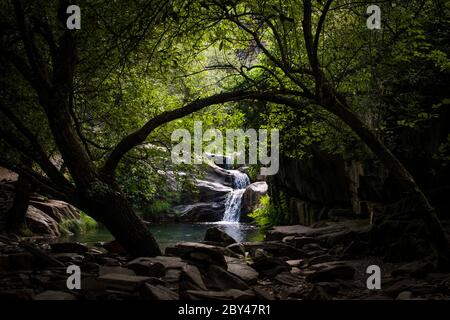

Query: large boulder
[29,199,80,223]
[204,227,237,246]
[26,206,60,236]
[165,242,227,268]
[241,182,268,219]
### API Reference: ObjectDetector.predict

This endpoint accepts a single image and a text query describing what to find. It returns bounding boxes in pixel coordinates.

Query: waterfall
[222,170,250,222]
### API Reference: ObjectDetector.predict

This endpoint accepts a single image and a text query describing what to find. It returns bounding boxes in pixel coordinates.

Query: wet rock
[34,290,77,300]
[97,273,151,291]
[184,289,255,300]
[250,256,291,277]
[148,256,187,269]
[305,262,356,282]
[206,265,249,291]
[125,257,166,277]
[241,182,268,217]
[204,227,236,246]
[143,283,179,300]
[165,242,226,268]
[50,242,88,254]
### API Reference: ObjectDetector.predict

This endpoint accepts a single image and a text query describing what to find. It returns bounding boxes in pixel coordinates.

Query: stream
[67,167,262,250]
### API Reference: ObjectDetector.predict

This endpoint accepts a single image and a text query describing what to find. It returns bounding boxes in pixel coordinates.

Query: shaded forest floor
[1,218,450,300]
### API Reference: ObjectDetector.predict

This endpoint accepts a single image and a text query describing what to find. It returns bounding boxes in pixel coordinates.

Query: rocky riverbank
[1,219,450,300]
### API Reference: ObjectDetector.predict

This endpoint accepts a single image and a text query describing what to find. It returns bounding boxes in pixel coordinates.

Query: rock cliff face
[268,147,365,226]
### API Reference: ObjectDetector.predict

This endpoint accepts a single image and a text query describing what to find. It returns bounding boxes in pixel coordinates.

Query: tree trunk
[326,96,449,261]
[6,160,33,233]
[79,182,162,257]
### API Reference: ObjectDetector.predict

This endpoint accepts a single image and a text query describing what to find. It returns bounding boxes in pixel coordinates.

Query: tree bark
[6,159,33,233]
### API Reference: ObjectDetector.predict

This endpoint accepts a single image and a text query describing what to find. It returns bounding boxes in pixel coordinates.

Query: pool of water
[66,222,263,251]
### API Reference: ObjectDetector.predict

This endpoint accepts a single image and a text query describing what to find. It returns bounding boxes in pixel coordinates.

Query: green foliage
[248,193,288,231]
[59,212,98,236]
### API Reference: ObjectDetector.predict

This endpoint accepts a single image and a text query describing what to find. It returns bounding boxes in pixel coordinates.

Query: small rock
[282,236,316,248]
[97,273,151,291]
[305,262,356,282]
[204,227,237,246]
[0,289,34,300]
[396,291,413,300]
[53,253,84,264]
[185,289,255,300]
[391,261,436,278]
[286,259,304,268]
[103,240,126,255]
[50,242,88,254]
[275,272,302,286]
[252,287,276,300]
[34,290,77,300]
[143,283,179,300]
[125,257,165,277]
[308,255,337,266]
[99,266,136,276]
[250,256,291,277]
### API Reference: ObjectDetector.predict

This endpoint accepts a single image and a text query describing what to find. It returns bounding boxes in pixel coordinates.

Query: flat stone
[148,256,187,269]
[143,283,179,300]
[185,289,255,301]
[164,269,182,283]
[0,288,35,300]
[50,242,88,254]
[250,256,291,277]
[125,257,166,277]
[181,264,207,290]
[165,242,226,268]
[34,290,77,300]
[99,266,136,276]
[308,255,337,266]
[97,273,151,291]
[305,262,356,282]
[275,272,302,286]
[396,291,413,300]
[227,262,259,284]
[286,259,304,268]
[207,265,249,291]
[282,236,316,248]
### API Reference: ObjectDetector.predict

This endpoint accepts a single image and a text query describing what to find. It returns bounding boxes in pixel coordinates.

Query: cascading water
[222,170,250,222]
